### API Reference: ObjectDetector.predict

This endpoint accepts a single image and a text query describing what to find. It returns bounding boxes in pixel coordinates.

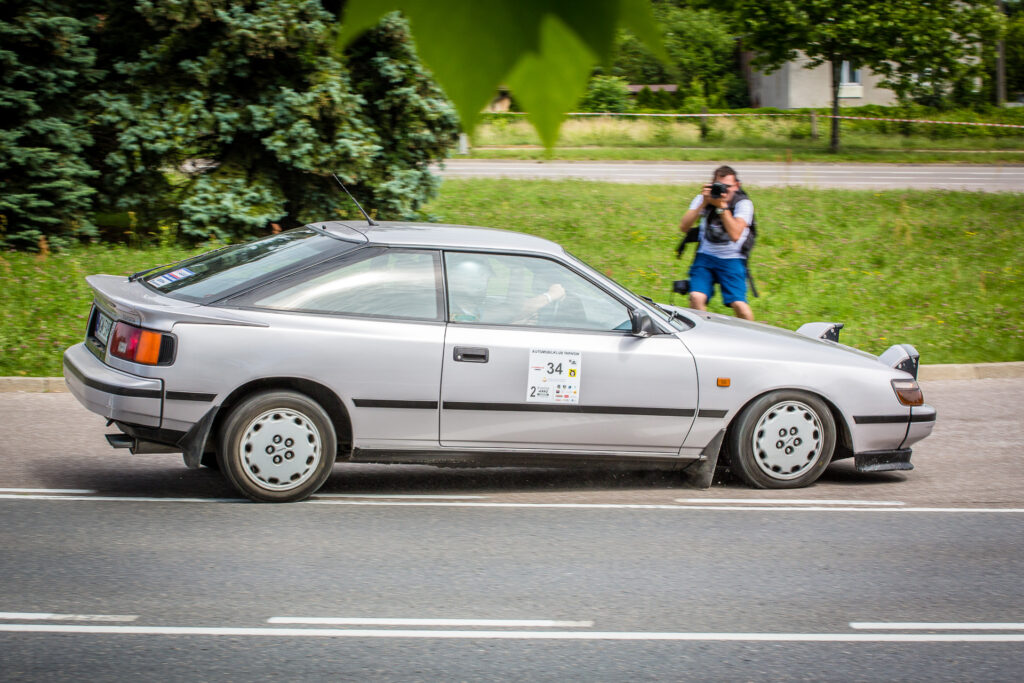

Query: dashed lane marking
[267,617,593,627]
[676,499,905,506]
[0,612,137,622]
[851,622,1024,630]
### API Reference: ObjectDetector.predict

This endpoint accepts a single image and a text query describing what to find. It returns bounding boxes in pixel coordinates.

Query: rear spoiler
[796,322,844,343]
[879,344,920,379]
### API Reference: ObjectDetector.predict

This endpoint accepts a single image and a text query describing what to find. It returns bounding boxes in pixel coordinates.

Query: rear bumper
[63,343,163,427]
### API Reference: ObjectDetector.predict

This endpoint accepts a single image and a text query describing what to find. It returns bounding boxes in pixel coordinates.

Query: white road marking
[1,624,1023,642]
[0,612,137,622]
[312,494,488,500]
[1,494,1023,512]
[676,499,905,506]
[0,494,242,503]
[851,622,1024,631]
[0,488,96,494]
[267,617,593,627]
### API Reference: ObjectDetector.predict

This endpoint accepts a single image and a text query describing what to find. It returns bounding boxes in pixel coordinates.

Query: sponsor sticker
[527,349,581,404]
[149,268,194,288]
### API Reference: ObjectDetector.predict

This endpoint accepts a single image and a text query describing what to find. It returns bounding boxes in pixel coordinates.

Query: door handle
[454,346,489,363]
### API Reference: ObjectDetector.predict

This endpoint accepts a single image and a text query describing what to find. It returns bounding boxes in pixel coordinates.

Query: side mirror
[629,309,658,338]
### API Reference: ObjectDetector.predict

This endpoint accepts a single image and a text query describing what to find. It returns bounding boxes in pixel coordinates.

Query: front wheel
[218,390,336,502]
[726,390,836,489]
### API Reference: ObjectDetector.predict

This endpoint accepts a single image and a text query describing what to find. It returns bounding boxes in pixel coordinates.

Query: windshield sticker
[148,267,195,288]
[527,349,581,404]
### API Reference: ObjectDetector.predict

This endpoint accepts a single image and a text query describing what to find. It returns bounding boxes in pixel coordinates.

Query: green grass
[466,146,1024,164]
[466,116,1024,164]
[2,180,1022,375]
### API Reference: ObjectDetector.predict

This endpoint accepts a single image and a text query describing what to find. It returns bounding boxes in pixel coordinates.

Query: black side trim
[910,413,936,423]
[166,391,217,402]
[853,414,910,424]
[697,409,728,418]
[351,448,692,470]
[64,358,162,400]
[442,401,695,417]
[354,399,439,410]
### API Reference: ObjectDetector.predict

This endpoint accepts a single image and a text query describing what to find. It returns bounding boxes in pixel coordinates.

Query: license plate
[94,311,114,346]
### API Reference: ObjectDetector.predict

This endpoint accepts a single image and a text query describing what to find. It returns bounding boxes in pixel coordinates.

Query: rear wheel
[218,390,336,502]
[727,390,836,489]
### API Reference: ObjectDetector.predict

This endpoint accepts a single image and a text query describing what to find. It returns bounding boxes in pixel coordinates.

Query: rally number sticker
[527,349,581,404]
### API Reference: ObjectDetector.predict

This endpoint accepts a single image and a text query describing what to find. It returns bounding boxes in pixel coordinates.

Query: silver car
[63,221,936,502]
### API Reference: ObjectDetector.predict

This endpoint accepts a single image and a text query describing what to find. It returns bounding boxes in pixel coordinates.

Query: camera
[673,279,690,295]
[709,181,729,199]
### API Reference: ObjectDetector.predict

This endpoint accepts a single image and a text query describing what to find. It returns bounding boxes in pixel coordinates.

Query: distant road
[436,159,1024,192]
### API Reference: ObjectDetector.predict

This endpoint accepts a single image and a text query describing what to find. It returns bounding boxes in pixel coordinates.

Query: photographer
[677,165,755,320]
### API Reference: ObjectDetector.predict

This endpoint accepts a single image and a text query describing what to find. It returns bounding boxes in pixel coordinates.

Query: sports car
[63,220,936,502]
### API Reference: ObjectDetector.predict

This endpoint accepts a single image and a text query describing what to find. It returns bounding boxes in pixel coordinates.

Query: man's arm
[679,186,711,232]
[712,197,751,241]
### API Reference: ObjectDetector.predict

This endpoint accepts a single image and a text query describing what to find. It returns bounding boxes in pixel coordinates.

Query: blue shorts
[688,252,748,305]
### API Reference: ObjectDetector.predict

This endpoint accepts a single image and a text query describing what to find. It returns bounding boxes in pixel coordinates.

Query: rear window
[144,228,360,302]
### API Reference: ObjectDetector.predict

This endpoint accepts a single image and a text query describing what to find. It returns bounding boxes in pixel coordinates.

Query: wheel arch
[723,387,852,462]
[210,378,353,459]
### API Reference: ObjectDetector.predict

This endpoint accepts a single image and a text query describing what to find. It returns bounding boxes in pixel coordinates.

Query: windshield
[563,251,692,331]
[144,228,360,302]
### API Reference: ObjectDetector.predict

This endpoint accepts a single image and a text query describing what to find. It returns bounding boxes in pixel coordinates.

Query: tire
[217,390,336,502]
[726,390,836,489]
[200,451,220,470]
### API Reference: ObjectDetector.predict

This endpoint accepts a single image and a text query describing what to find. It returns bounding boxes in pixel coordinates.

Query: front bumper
[63,343,163,427]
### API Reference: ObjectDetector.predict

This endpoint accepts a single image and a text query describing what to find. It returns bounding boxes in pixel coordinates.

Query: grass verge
[467,117,1024,164]
[1,180,1021,376]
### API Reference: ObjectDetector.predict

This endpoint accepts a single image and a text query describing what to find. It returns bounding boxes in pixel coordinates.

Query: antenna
[331,173,377,226]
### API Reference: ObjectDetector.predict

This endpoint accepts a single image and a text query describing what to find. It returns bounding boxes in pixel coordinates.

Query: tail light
[891,378,924,406]
[109,322,175,365]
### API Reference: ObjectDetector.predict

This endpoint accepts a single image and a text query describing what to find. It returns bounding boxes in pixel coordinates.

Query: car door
[440,251,698,454]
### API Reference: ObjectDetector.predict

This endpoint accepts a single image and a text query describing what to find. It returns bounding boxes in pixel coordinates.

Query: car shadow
[30,456,907,499]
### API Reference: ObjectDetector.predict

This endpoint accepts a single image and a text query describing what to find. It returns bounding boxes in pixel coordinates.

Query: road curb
[2,362,1022,393]
[916,361,1024,381]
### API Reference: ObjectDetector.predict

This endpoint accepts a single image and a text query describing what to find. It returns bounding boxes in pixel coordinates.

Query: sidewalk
[2,362,1022,393]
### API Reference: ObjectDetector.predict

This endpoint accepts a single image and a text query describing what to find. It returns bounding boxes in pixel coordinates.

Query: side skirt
[349,448,697,471]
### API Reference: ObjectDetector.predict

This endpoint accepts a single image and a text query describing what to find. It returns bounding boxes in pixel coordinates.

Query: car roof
[311,221,567,257]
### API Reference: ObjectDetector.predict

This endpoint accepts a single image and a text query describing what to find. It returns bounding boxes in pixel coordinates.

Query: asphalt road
[1,378,1022,681]
[435,159,1024,192]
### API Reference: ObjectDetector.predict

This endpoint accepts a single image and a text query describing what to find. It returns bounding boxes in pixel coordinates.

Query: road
[435,159,1024,192]
[1,378,1022,681]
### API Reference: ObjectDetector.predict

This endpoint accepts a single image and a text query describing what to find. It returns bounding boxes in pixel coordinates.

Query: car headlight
[891,378,924,406]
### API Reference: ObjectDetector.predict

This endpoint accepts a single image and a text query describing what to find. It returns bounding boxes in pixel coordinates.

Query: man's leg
[730,300,754,320]
[687,253,714,311]
[718,257,754,320]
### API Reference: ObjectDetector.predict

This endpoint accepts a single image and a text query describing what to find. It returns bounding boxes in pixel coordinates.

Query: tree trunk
[997,0,1007,106]
[830,59,841,153]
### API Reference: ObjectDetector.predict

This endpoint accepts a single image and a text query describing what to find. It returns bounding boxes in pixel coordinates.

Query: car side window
[237,248,442,320]
[445,252,630,331]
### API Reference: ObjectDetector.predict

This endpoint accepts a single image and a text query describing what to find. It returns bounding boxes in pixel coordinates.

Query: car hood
[661,305,899,374]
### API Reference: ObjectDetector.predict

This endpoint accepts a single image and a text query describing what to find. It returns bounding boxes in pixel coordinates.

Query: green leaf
[336,0,666,145]
[505,15,596,149]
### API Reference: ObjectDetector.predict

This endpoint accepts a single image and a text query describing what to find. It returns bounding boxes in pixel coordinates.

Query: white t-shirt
[687,194,753,260]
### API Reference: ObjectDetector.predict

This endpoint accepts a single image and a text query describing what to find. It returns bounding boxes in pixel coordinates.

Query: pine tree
[84,1,458,242]
[0,1,99,249]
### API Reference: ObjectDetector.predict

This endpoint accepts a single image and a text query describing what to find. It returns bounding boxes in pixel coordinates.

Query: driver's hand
[548,284,565,302]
